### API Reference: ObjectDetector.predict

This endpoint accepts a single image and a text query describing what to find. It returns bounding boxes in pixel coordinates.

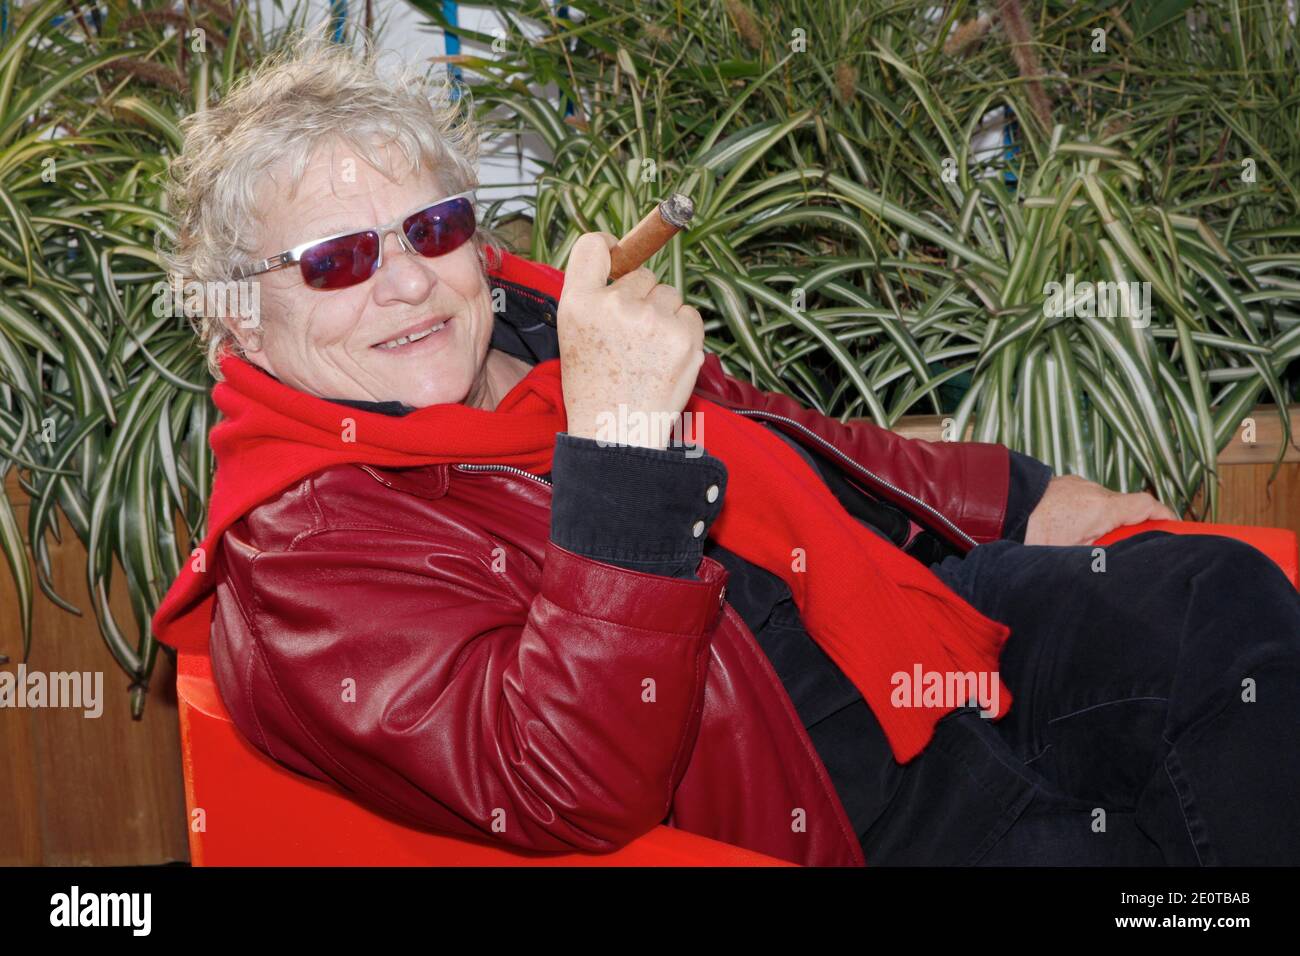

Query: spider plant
[413,0,1300,248]
[820,123,1300,516]
[0,0,310,712]
[415,0,1299,518]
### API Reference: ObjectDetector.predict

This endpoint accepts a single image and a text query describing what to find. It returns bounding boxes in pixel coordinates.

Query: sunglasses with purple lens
[232,191,478,290]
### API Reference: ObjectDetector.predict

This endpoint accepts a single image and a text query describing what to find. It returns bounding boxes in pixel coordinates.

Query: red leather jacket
[208,258,1014,868]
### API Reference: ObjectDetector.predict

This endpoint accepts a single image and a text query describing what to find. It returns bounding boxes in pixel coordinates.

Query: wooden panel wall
[0,471,189,865]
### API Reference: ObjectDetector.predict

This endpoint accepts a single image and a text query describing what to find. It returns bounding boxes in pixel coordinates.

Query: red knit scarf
[153,350,1012,763]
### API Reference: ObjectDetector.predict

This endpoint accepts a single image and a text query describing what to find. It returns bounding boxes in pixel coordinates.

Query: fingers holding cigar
[564,234,656,296]
[613,265,658,299]
[647,281,684,313]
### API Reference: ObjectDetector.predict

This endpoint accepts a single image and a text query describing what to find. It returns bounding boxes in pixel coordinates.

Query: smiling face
[230,139,499,409]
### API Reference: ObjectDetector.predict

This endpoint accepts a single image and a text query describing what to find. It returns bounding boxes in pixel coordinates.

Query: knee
[1174,534,1300,649]
[1139,534,1298,638]
[1161,533,1286,589]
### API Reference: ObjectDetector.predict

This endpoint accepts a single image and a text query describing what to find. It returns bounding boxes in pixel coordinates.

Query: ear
[219,310,271,375]
[216,277,265,353]
[223,313,262,351]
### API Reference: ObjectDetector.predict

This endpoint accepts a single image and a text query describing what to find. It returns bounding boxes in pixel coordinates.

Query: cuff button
[706,483,720,503]
[692,519,706,538]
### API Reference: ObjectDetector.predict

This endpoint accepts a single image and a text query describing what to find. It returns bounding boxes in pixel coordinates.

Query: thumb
[1146,498,1180,522]
[1116,492,1168,526]
[564,232,617,292]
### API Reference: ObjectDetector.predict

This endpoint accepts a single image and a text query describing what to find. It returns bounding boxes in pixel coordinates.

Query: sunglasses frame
[231,189,478,285]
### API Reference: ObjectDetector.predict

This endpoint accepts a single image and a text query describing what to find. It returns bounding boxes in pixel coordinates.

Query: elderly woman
[154,39,1300,867]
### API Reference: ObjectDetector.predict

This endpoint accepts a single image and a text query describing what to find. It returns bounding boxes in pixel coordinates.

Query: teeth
[378,320,445,350]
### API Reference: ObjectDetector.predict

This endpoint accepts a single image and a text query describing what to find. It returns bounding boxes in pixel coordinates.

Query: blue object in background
[443,0,461,56]
[44,4,103,36]
[557,5,574,118]
[443,0,463,99]
[1003,104,1020,187]
[329,0,347,42]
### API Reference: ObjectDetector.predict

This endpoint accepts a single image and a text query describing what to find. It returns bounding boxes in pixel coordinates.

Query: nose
[372,227,436,305]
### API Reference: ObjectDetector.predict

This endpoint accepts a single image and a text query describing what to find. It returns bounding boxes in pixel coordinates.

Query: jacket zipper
[453,462,553,487]
[453,405,977,548]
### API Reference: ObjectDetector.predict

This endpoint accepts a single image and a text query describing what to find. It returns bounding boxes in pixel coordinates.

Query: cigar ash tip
[659,194,695,229]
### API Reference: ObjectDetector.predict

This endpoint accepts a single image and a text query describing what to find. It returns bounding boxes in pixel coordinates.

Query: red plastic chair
[178,519,1298,866]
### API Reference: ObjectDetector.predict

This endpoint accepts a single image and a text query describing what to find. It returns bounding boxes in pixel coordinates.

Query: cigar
[607,194,695,281]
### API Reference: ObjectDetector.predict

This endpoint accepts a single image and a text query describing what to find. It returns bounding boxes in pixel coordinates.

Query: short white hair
[163,32,498,378]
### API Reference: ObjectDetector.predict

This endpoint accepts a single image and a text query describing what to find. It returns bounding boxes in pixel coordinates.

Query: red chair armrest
[1093,520,1298,589]
[177,652,792,866]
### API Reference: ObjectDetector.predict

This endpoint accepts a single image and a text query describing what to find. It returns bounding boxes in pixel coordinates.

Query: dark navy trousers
[832,530,1300,866]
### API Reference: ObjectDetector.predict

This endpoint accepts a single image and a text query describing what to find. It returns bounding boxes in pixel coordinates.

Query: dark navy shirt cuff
[549,432,728,580]
[1001,449,1054,543]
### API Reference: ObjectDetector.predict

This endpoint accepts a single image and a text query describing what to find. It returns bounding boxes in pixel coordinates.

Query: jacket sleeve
[212,519,728,855]
[692,353,1018,546]
[549,431,728,579]
[1002,449,1055,543]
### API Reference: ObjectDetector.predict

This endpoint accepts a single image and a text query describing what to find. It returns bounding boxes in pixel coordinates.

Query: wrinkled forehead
[251,136,448,246]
